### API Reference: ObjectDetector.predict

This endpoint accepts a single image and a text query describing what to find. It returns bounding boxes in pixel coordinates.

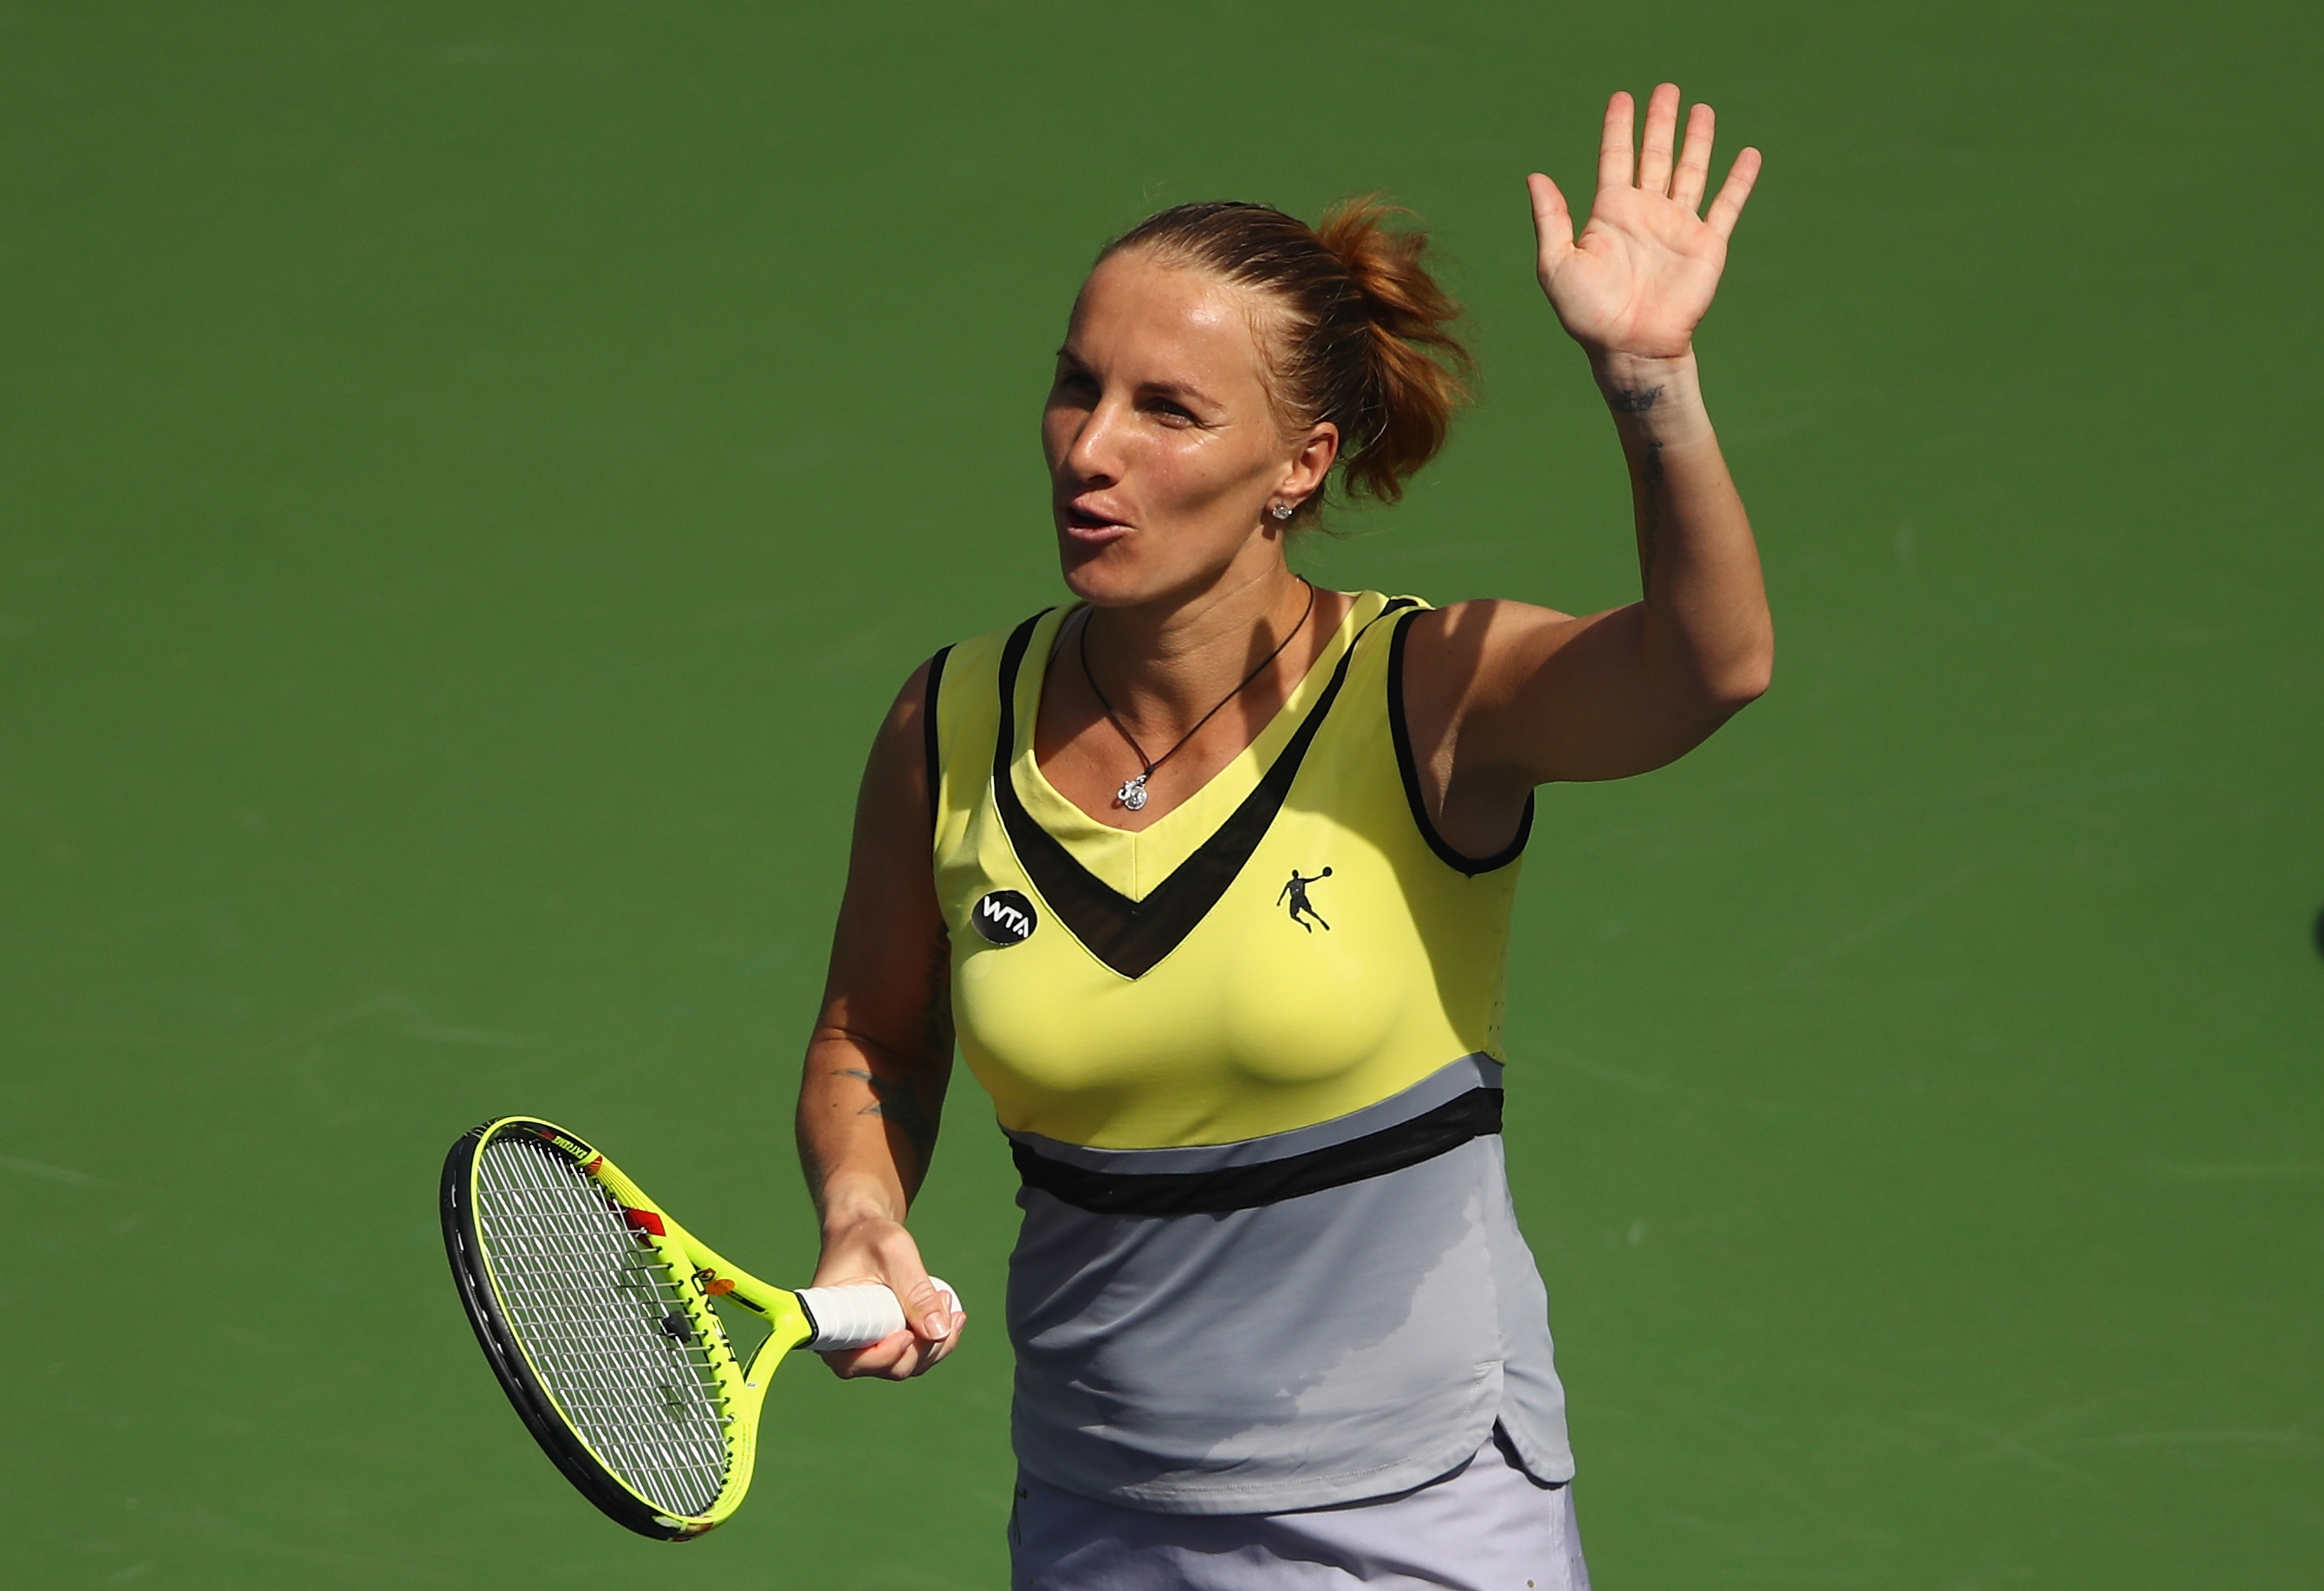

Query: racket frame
[441,1115,814,1540]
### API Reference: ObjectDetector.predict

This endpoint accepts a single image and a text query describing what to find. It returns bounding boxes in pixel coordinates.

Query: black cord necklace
[1079,578,1318,813]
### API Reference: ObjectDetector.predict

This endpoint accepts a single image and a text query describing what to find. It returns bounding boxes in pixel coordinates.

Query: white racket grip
[798,1278,959,1352]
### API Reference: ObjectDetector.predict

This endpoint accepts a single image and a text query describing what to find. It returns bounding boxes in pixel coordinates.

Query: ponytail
[1308,197,1472,506]
[1103,196,1474,522]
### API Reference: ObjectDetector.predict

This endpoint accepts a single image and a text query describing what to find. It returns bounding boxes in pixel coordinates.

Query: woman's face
[1042,250,1335,608]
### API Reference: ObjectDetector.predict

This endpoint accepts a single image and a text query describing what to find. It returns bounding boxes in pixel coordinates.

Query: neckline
[1014,591,1386,849]
[983,594,1417,976]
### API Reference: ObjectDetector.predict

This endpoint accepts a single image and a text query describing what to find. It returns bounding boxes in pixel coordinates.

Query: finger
[1636,82,1682,195]
[821,1329,916,1380]
[1704,146,1763,238]
[855,1222,951,1342]
[917,1276,965,1347]
[1671,101,1716,211]
[1596,90,1635,192]
[909,1309,968,1377]
[891,1263,952,1344]
[1525,172,1575,270]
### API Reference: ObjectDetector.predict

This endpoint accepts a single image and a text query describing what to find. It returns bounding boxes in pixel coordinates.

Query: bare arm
[795,659,965,1379]
[1404,85,1772,854]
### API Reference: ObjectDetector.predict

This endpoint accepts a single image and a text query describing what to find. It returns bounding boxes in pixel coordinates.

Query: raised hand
[1527,84,1761,362]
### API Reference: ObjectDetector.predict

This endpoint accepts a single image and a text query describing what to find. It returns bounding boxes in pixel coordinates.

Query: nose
[1061,395,1127,488]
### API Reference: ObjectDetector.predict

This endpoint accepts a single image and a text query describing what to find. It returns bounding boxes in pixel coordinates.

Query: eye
[1146,398,1200,427]
[1051,367,1098,402]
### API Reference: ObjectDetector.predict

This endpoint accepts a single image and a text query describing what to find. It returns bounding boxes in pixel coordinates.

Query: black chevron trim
[922,644,953,832]
[991,598,1417,979]
[1013,1087,1504,1216]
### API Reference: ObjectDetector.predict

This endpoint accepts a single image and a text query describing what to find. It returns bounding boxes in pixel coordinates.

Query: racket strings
[474,1136,732,1517]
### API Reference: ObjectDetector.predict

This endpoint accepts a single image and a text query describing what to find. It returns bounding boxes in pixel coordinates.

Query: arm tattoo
[832,934,951,1179]
[1612,382,1669,579]
[1637,438,1667,581]
[837,1068,938,1176]
[798,1133,832,1211]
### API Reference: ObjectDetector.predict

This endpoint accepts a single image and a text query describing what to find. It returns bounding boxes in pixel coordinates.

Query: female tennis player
[797,83,1765,1588]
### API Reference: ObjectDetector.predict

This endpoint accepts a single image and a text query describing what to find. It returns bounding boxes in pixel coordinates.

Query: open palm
[1529,84,1761,361]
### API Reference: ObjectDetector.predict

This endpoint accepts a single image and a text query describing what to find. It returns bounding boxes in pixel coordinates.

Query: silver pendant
[1117,773,1150,811]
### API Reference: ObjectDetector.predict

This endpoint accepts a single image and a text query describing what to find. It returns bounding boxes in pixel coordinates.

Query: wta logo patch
[971,889,1038,945]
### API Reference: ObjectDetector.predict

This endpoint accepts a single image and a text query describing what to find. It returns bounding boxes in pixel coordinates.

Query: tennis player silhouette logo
[1278,867,1333,932]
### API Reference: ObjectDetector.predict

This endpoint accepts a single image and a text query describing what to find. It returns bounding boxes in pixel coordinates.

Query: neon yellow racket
[440,1115,945,1540]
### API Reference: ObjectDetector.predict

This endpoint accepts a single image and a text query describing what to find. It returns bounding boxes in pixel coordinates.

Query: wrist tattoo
[1609,383,1665,414]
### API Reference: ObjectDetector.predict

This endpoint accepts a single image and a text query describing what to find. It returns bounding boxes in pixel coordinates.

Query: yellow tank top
[928,589,1530,1151]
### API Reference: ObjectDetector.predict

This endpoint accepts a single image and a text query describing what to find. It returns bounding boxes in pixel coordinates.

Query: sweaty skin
[795,82,1768,1380]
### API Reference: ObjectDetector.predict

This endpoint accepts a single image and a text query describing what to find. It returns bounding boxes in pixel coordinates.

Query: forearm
[795,1023,951,1236]
[791,661,966,1373]
[1595,349,1773,710]
[794,1021,964,1369]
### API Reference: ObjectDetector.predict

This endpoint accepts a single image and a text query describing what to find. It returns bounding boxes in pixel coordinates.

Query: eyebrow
[1054,347,1221,412]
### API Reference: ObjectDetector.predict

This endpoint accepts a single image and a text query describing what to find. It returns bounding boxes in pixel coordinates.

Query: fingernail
[924,1312,951,1340]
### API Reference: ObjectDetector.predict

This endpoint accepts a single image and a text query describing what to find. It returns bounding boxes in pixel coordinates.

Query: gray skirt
[1009,1425,1591,1591]
[1007,1057,1574,1515]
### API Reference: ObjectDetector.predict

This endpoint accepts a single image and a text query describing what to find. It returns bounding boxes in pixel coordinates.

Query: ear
[1276,422,1340,512]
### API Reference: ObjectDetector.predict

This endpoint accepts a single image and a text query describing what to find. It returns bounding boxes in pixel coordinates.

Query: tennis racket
[440,1114,952,1540]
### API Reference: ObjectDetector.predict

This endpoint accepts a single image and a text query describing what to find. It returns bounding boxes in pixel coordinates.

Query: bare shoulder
[1411,597,1579,640]
[886,655,937,731]
[1402,598,1583,714]
[855,655,941,817]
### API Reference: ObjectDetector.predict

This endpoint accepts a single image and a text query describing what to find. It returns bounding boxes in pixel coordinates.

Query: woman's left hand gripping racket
[440,1115,955,1540]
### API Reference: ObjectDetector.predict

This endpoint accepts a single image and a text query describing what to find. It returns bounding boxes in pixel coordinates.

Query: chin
[1056,530,1156,607]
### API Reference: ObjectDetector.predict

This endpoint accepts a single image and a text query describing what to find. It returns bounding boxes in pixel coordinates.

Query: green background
[3,2,2318,1586]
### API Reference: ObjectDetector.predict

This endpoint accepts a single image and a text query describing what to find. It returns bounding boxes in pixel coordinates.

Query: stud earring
[1269,502,1295,522]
